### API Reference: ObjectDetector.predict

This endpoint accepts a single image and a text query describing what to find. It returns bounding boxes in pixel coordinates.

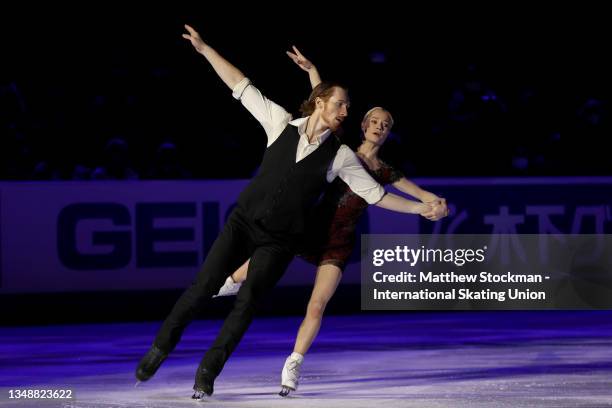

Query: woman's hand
[286,46,315,72]
[421,198,449,221]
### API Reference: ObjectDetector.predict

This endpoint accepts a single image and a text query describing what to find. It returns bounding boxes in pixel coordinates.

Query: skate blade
[192,390,208,400]
[279,385,295,397]
[134,380,141,388]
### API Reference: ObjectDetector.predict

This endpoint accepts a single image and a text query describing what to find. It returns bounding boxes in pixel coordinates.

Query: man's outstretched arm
[183,24,245,90]
[182,24,291,144]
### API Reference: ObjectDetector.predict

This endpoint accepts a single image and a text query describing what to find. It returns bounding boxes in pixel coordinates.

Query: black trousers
[153,208,294,377]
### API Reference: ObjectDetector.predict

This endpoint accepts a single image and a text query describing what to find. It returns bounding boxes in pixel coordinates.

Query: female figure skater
[215,47,449,396]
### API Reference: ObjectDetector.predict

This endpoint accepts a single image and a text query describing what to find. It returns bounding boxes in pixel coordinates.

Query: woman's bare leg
[293,264,342,355]
[230,259,249,283]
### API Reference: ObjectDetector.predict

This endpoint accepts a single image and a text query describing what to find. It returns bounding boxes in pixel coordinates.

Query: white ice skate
[279,352,304,397]
[213,276,242,297]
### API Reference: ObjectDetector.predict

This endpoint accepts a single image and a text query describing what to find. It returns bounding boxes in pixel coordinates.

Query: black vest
[237,124,341,235]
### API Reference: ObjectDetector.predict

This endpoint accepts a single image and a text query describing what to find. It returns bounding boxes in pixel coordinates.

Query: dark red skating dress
[299,158,403,270]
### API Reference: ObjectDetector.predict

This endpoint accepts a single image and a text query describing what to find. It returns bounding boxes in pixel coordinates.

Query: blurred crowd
[2,47,610,180]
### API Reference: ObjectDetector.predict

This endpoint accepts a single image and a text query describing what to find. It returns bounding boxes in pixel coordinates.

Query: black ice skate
[192,366,215,399]
[135,345,168,382]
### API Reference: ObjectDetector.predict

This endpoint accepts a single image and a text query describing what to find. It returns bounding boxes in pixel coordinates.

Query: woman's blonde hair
[361,107,394,132]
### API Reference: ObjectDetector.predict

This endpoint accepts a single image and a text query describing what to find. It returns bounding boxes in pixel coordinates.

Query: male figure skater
[136,24,430,399]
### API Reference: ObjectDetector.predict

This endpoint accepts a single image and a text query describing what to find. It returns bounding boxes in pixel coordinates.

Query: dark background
[2,3,611,180]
